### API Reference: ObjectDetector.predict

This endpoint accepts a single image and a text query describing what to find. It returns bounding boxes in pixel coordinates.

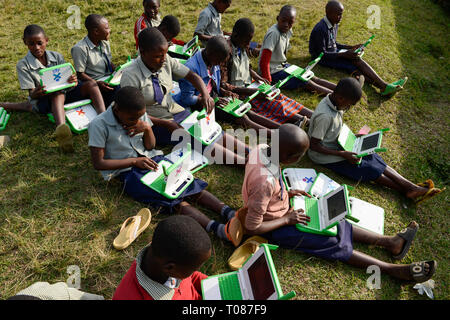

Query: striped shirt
[134,13,162,49]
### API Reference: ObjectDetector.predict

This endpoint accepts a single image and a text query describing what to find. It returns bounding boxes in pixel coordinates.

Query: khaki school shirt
[307,95,346,164]
[88,105,163,180]
[71,36,113,80]
[258,24,292,74]
[120,55,188,120]
[194,2,223,46]
[228,43,252,87]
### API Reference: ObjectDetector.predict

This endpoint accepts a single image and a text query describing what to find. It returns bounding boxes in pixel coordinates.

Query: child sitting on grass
[113,215,211,300]
[309,0,407,96]
[236,123,437,283]
[121,27,249,167]
[88,86,242,246]
[220,18,313,128]
[194,0,232,46]
[1,24,105,153]
[307,77,442,203]
[258,5,337,96]
[71,14,117,106]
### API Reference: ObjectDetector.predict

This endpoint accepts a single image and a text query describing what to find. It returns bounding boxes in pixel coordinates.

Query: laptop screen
[247,254,276,300]
[360,133,380,151]
[326,189,347,220]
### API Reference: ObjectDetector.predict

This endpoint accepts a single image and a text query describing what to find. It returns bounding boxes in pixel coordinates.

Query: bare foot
[406,185,429,200]
[388,221,418,256]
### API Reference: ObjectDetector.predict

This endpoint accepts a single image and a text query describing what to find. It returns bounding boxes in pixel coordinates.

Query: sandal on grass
[228,236,268,270]
[225,216,244,247]
[415,187,444,205]
[410,260,437,283]
[393,222,419,260]
[113,208,152,250]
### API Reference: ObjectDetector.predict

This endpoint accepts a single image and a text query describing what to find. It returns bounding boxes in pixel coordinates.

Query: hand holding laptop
[285,206,311,226]
[341,150,360,164]
[134,157,159,171]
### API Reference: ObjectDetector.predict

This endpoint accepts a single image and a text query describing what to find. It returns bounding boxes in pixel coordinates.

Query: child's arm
[184,70,215,114]
[309,137,359,164]
[259,49,272,83]
[245,207,310,235]
[90,147,158,171]
[122,119,156,151]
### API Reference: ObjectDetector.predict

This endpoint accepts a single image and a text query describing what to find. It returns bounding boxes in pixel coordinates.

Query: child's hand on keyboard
[285,207,311,226]
[288,189,312,198]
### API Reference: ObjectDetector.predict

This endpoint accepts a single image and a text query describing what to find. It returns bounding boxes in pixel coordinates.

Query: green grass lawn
[0,0,448,300]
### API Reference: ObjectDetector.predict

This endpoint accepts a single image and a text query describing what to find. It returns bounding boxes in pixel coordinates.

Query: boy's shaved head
[279,5,297,17]
[151,215,212,266]
[232,18,254,36]
[205,36,231,60]
[138,27,168,53]
[159,15,181,38]
[115,86,146,113]
[279,124,310,164]
[85,14,106,31]
[326,0,344,12]
[23,24,46,39]
[334,77,362,103]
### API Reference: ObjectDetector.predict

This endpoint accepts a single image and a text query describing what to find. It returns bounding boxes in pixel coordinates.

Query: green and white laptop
[338,123,388,158]
[246,81,281,101]
[140,143,194,199]
[214,89,260,118]
[39,63,76,93]
[291,184,358,236]
[165,145,209,173]
[168,36,200,60]
[282,168,317,194]
[98,58,133,87]
[279,52,324,84]
[0,107,10,131]
[338,35,375,58]
[47,99,98,134]
[201,244,296,300]
[180,108,222,145]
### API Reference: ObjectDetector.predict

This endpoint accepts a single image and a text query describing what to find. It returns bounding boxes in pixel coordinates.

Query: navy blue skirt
[263,220,354,262]
[323,153,387,182]
[319,57,358,74]
[118,155,208,214]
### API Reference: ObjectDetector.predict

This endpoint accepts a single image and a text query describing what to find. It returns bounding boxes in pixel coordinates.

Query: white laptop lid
[356,131,381,154]
[164,156,193,197]
[199,109,221,142]
[318,186,348,229]
[310,173,341,198]
[282,168,317,193]
[65,104,98,131]
[41,65,74,90]
[239,247,278,300]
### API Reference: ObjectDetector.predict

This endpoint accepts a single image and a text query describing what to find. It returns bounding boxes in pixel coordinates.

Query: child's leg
[376,166,428,199]
[352,58,388,90]
[310,76,337,90]
[80,80,106,114]
[304,79,334,95]
[189,190,236,220]
[210,133,248,167]
[50,92,67,126]
[0,101,32,112]
[235,114,273,138]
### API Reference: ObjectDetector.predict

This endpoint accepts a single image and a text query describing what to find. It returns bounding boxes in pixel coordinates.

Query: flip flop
[415,187,444,205]
[113,208,152,250]
[392,221,419,260]
[417,179,434,189]
[381,77,408,96]
[410,260,437,283]
[228,236,268,270]
[55,123,74,153]
[224,216,244,247]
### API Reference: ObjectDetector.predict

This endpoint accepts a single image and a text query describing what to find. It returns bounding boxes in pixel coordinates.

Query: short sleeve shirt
[71,36,113,80]
[88,105,163,180]
[307,95,346,164]
[120,55,189,120]
[16,50,66,91]
[258,24,292,74]
[194,3,223,45]
[228,43,252,87]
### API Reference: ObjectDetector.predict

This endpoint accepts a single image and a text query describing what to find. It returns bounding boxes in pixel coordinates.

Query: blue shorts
[35,81,85,114]
[118,155,208,214]
[319,57,358,74]
[263,220,354,262]
[271,64,307,90]
[323,153,387,182]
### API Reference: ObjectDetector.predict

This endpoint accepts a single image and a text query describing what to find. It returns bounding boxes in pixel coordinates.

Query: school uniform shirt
[134,13,162,49]
[16,50,66,108]
[71,36,113,80]
[307,94,346,164]
[112,246,207,300]
[120,55,188,120]
[194,2,223,46]
[88,105,163,180]
[174,49,220,108]
[228,42,252,87]
[258,24,292,75]
[242,144,290,231]
[309,16,346,60]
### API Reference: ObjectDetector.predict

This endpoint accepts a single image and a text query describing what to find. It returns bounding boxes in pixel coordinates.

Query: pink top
[242,145,290,231]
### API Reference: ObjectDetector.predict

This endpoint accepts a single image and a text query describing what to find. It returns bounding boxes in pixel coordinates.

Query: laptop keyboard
[305,197,321,230]
[218,273,243,300]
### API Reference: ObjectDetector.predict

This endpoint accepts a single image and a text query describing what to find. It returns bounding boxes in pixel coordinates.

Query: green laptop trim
[281,168,318,195]
[140,143,194,199]
[181,109,222,146]
[214,89,259,118]
[201,243,296,300]
[103,58,133,87]
[168,35,200,59]
[294,184,358,236]
[0,107,10,131]
[46,99,94,134]
[354,35,375,55]
[39,63,77,94]
[338,124,389,158]
[276,52,324,87]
